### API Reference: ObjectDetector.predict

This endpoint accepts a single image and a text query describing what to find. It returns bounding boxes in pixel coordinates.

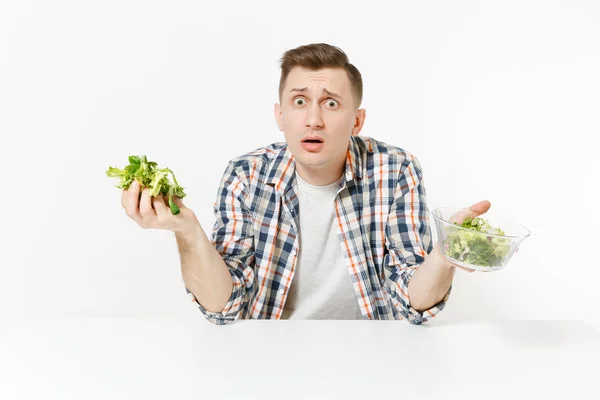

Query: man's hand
[121,180,199,234]
[449,200,491,225]
[439,200,492,273]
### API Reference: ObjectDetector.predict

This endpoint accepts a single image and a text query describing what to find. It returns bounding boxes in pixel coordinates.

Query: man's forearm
[175,223,233,313]
[407,243,455,312]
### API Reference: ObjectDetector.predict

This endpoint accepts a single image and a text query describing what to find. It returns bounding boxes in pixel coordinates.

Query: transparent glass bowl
[431,207,531,272]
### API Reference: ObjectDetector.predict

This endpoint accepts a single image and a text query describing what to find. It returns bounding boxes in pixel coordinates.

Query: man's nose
[305,103,324,129]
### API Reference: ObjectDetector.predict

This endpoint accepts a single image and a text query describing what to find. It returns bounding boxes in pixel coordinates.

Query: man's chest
[250,181,395,272]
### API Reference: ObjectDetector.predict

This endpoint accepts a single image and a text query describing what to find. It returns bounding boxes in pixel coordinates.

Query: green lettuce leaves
[106,155,186,215]
[443,217,511,267]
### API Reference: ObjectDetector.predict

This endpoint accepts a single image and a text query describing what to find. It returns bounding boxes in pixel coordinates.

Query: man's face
[274,67,366,184]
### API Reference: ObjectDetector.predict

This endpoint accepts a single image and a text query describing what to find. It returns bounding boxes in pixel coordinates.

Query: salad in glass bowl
[431,208,531,271]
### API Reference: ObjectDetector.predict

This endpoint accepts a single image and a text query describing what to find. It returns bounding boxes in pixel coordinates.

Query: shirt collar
[266,136,363,194]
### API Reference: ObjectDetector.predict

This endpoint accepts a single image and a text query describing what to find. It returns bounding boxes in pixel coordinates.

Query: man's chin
[293,154,328,169]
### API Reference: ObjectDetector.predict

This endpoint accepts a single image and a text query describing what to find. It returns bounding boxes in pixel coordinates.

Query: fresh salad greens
[443,217,511,267]
[106,155,186,215]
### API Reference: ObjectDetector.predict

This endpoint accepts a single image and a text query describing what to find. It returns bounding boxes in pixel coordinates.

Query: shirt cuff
[403,266,452,324]
[387,247,452,325]
[185,270,246,325]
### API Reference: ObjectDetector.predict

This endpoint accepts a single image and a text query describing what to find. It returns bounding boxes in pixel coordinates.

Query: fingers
[447,262,475,273]
[172,196,184,207]
[450,200,492,224]
[469,200,491,215]
[450,209,473,224]
[139,188,156,220]
[122,180,143,223]
[456,265,475,273]
[122,181,188,230]
[153,194,170,219]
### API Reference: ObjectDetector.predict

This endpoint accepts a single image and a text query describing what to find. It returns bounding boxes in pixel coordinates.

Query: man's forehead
[285,67,349,93]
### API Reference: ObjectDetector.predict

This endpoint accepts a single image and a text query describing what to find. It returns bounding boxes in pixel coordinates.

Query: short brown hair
[278,43,363,109]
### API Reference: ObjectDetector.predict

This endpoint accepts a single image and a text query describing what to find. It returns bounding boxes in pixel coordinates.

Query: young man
[122,43,491,325]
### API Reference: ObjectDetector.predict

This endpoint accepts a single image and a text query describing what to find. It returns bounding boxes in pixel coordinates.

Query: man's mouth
[301,136,324,143]
[300,136,325,152]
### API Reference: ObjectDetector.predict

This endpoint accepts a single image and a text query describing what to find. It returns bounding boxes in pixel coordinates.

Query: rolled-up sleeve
[186,161,255,325]
[383,156,451,325]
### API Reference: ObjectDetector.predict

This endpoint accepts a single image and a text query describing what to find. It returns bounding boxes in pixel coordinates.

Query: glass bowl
[431,207,531,272]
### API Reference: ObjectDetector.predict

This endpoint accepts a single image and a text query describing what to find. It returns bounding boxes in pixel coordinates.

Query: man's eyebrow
[289,87,343,100]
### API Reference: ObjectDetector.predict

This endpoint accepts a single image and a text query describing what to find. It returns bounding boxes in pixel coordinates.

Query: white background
[1,0,599,328]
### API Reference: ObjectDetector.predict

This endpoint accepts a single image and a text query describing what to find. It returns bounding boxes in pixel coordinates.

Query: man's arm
[181,161,256,325]
[407,242,455,311]
[176,222,233,313]
[383,156,452,324]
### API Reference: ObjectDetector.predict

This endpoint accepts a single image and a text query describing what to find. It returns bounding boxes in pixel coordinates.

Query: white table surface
[1,317,599,400]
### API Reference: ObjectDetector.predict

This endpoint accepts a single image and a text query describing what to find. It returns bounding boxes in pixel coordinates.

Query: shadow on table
[423,319,600,348]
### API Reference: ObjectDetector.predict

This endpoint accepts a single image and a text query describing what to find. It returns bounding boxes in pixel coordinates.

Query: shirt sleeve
[383,156,451,325]
[186,161,255,325]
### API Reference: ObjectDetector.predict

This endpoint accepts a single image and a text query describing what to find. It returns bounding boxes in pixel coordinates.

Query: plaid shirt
[186,135,451,325]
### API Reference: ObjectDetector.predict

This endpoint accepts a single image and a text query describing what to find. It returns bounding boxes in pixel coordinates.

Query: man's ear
[274,103,283,131]
[351,108,366,136]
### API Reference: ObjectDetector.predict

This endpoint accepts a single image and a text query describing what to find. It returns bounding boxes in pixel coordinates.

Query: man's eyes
[293,97,339,107]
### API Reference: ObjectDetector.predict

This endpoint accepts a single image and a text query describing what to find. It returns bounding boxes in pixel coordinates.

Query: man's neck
[295,164,344,186]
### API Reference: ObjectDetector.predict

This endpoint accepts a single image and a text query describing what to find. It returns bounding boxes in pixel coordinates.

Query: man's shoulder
[221,142,286,184]
[355,136,419,165]
[227,141,285,169]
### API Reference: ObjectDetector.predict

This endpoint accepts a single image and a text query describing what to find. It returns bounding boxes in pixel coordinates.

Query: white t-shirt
[280,173,363,320]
